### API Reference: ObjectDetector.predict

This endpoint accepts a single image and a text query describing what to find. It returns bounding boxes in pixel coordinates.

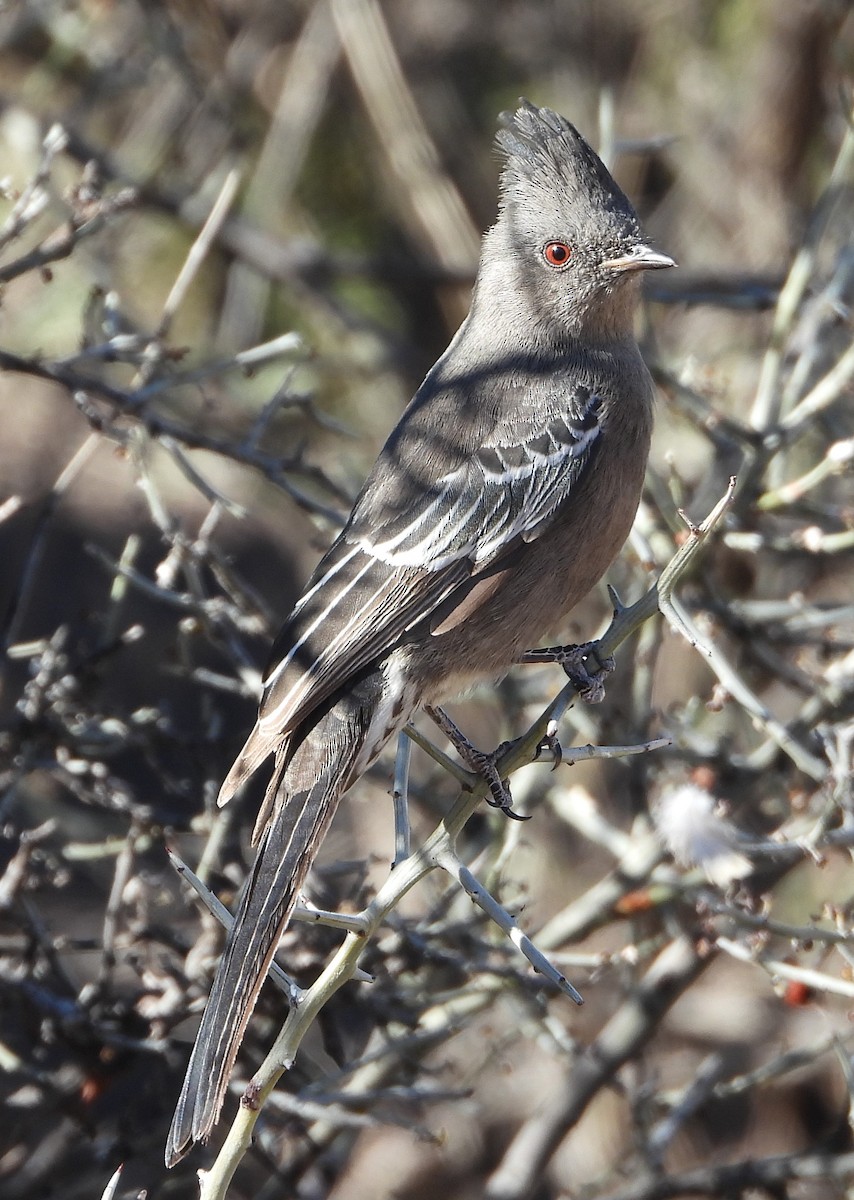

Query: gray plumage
[166,100,673,1167]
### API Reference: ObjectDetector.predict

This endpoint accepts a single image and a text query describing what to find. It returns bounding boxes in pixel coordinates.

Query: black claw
[476,758,529,820]
[534,727,563,770]
[484,788,531,821]
[550,736,563,771]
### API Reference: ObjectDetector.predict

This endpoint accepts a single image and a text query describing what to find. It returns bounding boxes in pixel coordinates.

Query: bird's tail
[165,689,376,1167]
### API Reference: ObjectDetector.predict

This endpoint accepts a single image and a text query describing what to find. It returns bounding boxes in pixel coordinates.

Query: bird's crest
[496,99,639,232]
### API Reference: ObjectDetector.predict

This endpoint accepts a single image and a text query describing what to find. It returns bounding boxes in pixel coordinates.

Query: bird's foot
[466,740,529,820]
[521,641,615,704]
[534,719,562,769]
[424,705,529,821]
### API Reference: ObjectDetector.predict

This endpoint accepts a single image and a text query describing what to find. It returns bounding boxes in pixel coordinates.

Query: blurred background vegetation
[1,2,854,1198]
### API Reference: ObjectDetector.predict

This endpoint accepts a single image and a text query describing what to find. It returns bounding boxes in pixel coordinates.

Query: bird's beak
[602,244,676,273]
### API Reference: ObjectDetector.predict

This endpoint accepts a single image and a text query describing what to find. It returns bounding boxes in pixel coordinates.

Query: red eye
[543,241,572,267]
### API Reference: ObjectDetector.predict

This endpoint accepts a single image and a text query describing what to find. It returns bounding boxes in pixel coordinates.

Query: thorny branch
[191,482,756,1200]
[2,26,854,1200]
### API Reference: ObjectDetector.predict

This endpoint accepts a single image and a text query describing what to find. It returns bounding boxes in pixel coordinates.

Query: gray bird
[166,100,674,1166]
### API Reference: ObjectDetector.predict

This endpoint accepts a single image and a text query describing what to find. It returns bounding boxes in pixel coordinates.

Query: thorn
[677,506,700,536]
[607,583,627,616]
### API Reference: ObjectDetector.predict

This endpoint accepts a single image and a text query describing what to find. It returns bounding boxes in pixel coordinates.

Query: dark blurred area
[1,2,853,1198]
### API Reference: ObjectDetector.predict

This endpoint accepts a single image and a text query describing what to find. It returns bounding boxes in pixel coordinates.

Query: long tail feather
[165,695,372,1166]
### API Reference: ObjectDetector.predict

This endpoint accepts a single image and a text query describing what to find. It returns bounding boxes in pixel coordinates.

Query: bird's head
[487,100,674,344]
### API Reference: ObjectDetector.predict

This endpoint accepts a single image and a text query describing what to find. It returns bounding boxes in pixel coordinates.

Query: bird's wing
[219,385,602,801]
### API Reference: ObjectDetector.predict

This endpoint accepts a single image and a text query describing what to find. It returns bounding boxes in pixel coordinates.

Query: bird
[166,99,674,1166]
